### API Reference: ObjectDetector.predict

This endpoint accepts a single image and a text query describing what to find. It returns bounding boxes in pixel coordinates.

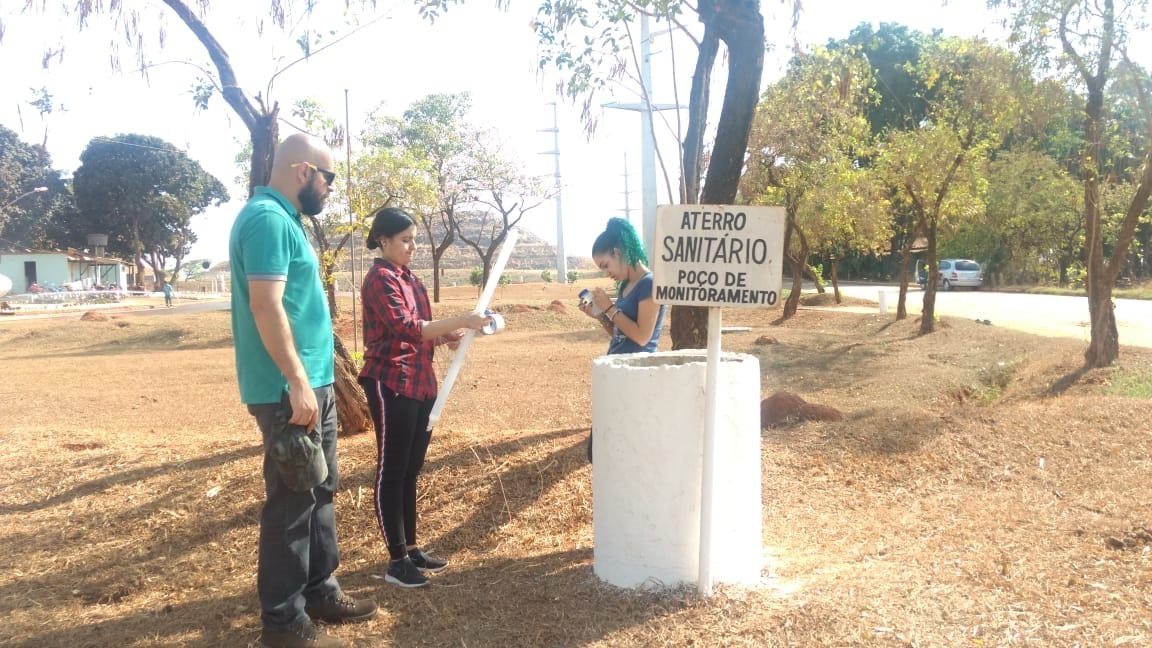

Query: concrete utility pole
[538,103,567,282]
[603,14,683,257]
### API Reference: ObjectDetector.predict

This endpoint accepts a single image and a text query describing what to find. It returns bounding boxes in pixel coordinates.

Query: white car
[920,259,983,290]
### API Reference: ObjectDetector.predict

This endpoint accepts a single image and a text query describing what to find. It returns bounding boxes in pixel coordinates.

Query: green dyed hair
[592,217,647,292]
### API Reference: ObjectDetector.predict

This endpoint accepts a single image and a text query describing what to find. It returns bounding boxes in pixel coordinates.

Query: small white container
[579,289,603,315]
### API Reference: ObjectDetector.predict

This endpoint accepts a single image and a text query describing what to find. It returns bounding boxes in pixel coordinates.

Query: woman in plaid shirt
[358,207,491,589]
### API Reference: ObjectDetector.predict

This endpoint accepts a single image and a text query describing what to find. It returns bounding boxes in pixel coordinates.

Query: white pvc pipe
[698,307,722,597]
[426,228,521,430]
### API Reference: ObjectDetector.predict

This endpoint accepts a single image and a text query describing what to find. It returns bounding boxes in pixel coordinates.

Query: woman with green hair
[578,217,666,461]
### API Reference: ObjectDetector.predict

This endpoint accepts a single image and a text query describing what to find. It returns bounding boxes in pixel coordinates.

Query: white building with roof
[0,248,131,294]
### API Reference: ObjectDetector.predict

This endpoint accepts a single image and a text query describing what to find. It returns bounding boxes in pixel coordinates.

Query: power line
[84,135,190,153]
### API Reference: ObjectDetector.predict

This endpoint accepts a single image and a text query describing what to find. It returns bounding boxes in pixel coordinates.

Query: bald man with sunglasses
[229,133,376,648]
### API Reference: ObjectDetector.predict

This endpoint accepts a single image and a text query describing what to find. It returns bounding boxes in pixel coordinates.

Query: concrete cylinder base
[591,350,763,589]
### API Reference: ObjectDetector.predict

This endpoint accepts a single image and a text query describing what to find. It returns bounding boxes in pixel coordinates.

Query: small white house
[0,249,131,294]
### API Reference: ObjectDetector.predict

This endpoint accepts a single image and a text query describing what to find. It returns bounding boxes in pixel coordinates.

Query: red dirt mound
[760,390,843,427]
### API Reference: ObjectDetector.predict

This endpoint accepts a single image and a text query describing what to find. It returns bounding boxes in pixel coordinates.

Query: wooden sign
[653,205,786,308]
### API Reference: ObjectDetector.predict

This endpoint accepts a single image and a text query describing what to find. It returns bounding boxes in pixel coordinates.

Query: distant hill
[346,224,595,273]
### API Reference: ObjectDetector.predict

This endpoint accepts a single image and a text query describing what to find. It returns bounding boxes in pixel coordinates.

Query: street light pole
[2,186,47,209]
[603,14,683,256]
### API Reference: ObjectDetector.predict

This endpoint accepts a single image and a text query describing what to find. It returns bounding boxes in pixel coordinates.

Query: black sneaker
[408,548,449,573]
[385,556,429,588]
[305,594,378,624]
[259,619,346,648]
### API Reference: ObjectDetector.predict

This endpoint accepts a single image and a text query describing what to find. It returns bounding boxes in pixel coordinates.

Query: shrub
[1066,263,1087,289]
[541,269,552,282]
[469,267,483,287]
[972,359,1021,405]
[567,270,579,284]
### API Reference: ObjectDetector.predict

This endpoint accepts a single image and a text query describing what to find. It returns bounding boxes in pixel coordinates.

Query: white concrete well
[591,350,763,589]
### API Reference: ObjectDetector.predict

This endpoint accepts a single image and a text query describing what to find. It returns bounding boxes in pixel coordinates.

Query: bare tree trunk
[919,218,939,335]
[671,306,710,350]
[1089,146,1152,365]
[248,110,278,199]
[427,216,454,304]
[672,30,719,352]
[682,33,718,205]
[671,0,764,351]
[480,251,495,286]
[896,249,912,321]
[829,255,842,304]
[431,253,443,303]
[781,257,804,318]
[1082,70,1116,366]
[333,335,370,435]
[781,216,811,320]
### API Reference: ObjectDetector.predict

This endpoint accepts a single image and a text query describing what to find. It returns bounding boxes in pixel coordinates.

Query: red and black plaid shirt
[358,258,437,401]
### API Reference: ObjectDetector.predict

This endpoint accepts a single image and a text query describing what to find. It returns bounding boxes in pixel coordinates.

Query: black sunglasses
[292,161,336,186]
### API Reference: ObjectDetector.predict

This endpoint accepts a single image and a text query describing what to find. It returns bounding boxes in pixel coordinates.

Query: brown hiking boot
[305,594,378,624]
[259,619,346,648]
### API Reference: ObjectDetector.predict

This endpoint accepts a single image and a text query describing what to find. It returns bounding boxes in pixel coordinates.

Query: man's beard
[299,183,327,216]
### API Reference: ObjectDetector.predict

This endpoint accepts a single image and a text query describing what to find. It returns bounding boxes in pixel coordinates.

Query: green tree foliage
[828,23,934,290]
[351,145,438,233]
[742,45,883,318]
[362,92,478,303]
[0,125,68,247]
[878,37,1026,333]
[180,258,213,281]
[974,149,1083,285]
[835,22,935,137]
[72,134,228,287]
[358,93,544,298]
[991,0,1152,366]
[458,138,548,287]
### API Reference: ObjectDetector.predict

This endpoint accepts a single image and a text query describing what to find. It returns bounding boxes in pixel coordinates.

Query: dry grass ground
[1,281,1150,647]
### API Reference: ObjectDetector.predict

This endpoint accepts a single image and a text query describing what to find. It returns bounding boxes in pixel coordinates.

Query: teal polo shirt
[229,186,334,404]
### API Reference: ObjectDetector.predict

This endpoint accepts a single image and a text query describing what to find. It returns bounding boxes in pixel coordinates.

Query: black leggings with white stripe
[359,378,434,561]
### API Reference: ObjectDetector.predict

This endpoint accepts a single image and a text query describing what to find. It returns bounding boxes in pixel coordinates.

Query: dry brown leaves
[0,282,1149,647]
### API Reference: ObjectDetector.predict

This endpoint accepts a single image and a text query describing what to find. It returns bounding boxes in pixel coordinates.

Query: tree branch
[159,0,260,131]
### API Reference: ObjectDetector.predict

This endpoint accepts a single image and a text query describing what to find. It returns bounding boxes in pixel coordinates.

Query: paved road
[0,297,229,322]
[117,299,230,317]
[825,283,1152,349]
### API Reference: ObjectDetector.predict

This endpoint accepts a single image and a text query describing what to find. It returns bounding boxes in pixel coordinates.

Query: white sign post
[653,204,785,597]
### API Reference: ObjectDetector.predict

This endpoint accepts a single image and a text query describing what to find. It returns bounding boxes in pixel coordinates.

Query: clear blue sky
[3,0,1139,266]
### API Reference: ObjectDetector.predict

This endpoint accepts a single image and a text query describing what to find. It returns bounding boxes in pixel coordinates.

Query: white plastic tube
[426,228,520,430]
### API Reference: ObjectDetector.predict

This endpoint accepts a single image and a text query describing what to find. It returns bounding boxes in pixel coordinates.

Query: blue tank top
[606,272,665,355]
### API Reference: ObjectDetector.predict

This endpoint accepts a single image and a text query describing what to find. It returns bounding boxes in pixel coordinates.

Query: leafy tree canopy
[72,133,228,272]
[828,22,937,137]
[0,121,75,250]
